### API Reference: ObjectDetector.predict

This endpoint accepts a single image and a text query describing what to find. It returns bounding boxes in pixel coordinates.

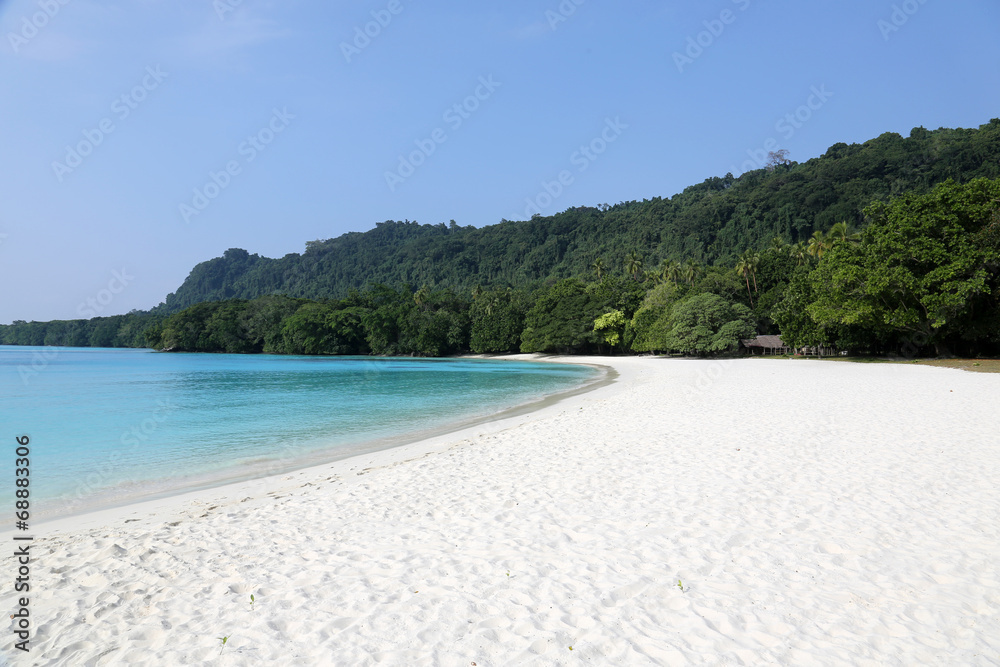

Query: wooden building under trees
[741,335,791,356]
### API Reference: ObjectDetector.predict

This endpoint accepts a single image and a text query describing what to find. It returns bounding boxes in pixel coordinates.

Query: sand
[2,356,999,665]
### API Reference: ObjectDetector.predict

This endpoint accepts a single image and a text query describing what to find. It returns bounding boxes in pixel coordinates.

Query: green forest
[3,121,1000,358]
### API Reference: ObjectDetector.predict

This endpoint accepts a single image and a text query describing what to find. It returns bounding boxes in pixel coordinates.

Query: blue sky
[1,0,998,323]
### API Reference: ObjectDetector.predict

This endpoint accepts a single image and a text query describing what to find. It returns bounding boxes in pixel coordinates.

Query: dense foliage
[0,312,163,349]
[3,122,1000,359]
[468,288,528,354]
[140,288,472,357]
[156,121,1000,313]
[779,178,1000,356]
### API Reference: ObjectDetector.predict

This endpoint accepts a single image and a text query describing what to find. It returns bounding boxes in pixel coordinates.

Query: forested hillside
[4,121,1000,359]
[160,120,1000,312]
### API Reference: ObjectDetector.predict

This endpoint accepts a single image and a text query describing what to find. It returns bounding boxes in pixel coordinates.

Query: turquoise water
[1,347,599,519]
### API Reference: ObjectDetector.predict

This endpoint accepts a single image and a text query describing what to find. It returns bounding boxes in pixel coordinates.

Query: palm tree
[735,256,754,308]
[657,260,670,284]
[828,221,849,244]
[747,250,760,293]
[592,257,606,280]
[828,221,859,246]
[790,241,809,266]
[643,269,660,285]
[660,259,681,286]
[807,230,832,259]
[413,285,431,309]
[682,259,702,285]
[769,236,787,254]
[625,251,644,281]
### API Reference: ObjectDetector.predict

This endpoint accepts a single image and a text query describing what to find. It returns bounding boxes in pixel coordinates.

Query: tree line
[5,177,996,357]
[155,121,1000,314]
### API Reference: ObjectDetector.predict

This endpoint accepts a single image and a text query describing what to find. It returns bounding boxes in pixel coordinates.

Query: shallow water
[1,347,598,518]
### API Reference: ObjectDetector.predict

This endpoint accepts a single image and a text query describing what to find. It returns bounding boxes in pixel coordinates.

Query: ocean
[2,346,600,520]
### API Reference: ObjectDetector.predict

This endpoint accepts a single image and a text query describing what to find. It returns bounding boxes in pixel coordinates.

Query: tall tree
[789,241,809,266]
[735,254,755,308]
[807,230,832,259]
[661,259,682,286]
[625,251,644,282]
[748,250,760,293]
[682,259,702,285]
[658,293,756,356]
[592,257,606,280]
[520,279,605,353]
[469,288,527,353]
[593,310,628,352]
[827,221,855,245]
[808,178,1000,356]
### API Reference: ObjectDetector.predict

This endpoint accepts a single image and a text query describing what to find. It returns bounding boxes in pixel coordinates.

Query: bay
[1,347,600,520]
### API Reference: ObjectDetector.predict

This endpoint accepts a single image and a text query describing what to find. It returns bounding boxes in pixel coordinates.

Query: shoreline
[10,354,618,539]
[9,354,611,530]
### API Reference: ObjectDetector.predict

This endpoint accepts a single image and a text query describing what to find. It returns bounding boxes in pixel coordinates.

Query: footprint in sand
[609,581,646,603]
[77,572,109,588]
[815,541,844,555]
[529,638,549,654]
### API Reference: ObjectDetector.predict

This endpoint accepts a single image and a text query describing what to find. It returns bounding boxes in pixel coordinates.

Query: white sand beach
[3,356,999,666]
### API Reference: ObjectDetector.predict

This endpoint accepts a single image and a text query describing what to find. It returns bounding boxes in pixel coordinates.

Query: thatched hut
[740,335,791,356]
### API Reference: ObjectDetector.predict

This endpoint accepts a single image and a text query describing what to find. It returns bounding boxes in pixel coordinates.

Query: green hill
[159,120,1000,313]
[4,119,1000,357]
